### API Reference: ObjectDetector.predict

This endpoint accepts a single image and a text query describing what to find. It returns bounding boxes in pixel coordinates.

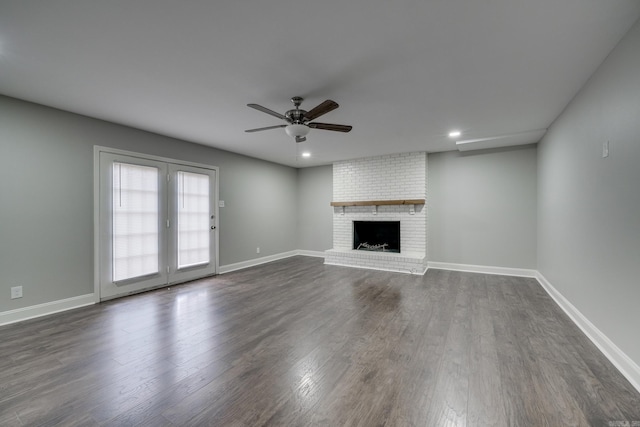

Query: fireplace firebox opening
[353,221,400,253]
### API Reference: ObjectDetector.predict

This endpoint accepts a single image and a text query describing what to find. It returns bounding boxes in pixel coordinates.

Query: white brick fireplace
[324,152,428,274]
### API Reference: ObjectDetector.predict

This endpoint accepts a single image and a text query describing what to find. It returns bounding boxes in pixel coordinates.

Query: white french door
[97,150,217,301]
[167,163,216,284]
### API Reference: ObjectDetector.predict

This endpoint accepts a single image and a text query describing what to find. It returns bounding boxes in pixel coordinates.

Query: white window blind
[177,171,210,269]
[112,162,159,282]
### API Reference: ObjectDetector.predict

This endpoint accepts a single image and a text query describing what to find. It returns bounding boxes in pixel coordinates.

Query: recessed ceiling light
[448,130,462,138]
[301,152,311,158]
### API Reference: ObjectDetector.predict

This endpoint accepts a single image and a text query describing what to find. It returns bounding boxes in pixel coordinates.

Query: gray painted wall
[293,149,540,267]
[0,95,297,312]
[297,165,333,252]
[428,146,537,269]
[537,19,640,364]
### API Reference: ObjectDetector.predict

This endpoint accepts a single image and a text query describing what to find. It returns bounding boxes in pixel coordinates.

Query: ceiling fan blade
[304,100,339,121]
[245,124,286,133]
[247,104,287,120]
[308,122,352,132]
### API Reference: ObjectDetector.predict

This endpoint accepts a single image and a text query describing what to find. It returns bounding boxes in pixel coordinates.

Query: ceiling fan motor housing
[285,109,307,124]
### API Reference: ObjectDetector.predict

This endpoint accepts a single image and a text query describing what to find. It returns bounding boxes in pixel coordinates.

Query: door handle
[211,226,216,230]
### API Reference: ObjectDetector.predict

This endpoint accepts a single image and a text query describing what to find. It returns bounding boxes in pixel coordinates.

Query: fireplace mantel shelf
[330,199,425,207]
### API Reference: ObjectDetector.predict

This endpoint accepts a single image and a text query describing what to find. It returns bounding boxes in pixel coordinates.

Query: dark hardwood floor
[1,256,639,426]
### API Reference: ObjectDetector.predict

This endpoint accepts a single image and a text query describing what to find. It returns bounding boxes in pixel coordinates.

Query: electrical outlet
[256,247,260,254]
[11,286,23,299]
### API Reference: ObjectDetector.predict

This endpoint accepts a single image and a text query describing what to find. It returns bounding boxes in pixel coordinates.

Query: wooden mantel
[330,199,425,207]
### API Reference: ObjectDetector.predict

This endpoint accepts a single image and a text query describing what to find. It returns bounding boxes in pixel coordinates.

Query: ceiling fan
[245,96,352,142]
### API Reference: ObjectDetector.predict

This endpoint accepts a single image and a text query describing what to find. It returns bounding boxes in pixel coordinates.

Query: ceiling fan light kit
[246,96,352,142]
[285,124,310,138]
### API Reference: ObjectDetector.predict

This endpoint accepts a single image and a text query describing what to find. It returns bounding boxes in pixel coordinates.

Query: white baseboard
[296,250,326,258]
[219,250,327,274]
[427,261,537,278]
[1,250,322,325]
[536,272,640,394]
[0,294,95,326]
[219,250,299,274]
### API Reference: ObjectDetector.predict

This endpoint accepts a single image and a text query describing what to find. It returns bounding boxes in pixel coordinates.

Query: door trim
[93,146,219,302]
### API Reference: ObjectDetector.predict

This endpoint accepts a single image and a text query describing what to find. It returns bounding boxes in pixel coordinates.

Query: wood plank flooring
[1,256,639,426]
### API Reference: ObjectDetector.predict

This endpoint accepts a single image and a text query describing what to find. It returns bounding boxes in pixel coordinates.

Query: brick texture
[327,152,428,274]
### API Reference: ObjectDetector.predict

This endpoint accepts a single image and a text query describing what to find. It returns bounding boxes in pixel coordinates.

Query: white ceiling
[1,1,639,167]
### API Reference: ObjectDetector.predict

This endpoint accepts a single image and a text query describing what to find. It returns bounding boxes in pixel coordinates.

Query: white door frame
[93,146,219,302]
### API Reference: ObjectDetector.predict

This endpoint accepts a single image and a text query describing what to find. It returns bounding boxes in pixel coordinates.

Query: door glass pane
[112,162,159,282]
[177,171,210,269]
